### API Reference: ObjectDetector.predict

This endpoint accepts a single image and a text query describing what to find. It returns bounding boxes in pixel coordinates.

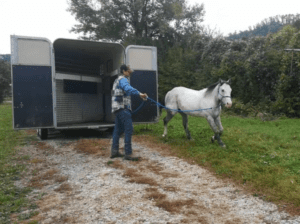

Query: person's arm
[119,78,140,96]
[119,78,148,100]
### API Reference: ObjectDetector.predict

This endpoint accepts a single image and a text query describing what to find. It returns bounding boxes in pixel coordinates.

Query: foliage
[210,25,300,117]
[0,60,11,104]
[0,55,11,63]
[268,26,300,117]
[67,0,205,45]
[67,4,300,117]
[158,22,300,117]
[158,46,198,101]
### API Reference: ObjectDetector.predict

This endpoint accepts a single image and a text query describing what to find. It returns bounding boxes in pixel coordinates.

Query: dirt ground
[10,129,300,224]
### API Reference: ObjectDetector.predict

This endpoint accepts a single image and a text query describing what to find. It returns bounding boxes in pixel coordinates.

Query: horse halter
[218,91,231,99]
[218,84,231,105]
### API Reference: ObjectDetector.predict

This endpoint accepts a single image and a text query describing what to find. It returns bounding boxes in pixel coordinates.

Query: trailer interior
[53,39,124,128]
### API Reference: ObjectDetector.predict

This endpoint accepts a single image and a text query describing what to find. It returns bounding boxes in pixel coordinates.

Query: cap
[120,64,134,73]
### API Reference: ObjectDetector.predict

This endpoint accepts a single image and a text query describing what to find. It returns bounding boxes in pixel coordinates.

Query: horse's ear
[219,78,223,84]
[227,78,231,85]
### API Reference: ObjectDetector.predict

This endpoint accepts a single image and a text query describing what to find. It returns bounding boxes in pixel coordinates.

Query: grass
[0,103,38,224]
[134,110,300,215]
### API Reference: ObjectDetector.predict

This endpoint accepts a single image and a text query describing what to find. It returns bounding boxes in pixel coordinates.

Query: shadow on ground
[43,129,114,141]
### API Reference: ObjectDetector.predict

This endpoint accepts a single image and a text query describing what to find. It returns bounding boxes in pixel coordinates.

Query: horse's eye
[222,89,224,92]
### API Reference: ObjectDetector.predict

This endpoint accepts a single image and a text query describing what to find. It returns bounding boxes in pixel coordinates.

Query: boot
[124,155,140,161]
[110,152,124,159]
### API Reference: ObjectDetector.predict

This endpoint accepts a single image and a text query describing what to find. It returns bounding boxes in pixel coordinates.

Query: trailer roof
[53,39,125,76]
[54,38,125,56]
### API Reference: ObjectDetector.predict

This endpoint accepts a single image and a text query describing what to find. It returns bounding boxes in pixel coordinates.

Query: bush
[0,60,11,103]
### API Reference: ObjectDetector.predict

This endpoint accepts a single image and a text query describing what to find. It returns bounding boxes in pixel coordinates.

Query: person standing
[111,64,147,160]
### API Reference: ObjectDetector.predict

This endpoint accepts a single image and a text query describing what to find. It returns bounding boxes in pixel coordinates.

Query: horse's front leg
[215,116,224,137]
[207,116,226,148]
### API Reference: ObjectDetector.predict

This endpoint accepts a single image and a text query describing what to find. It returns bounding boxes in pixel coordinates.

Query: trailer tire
[107,127,114,132]
[37,128,48,140]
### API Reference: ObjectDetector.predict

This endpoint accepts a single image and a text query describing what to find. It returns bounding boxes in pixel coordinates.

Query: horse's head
[218,79,232,108]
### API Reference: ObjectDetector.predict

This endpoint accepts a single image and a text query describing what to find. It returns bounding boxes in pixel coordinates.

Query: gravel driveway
[11,129,300,224]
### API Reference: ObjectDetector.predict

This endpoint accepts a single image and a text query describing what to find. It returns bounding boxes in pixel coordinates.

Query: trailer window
[63,80,98,94]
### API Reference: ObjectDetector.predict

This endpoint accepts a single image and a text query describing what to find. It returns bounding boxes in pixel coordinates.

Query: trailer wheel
[37,128,48,140]
[107,127,114,132]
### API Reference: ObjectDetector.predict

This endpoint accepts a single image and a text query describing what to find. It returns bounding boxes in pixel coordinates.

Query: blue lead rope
[147,97,221,112]
[131,97,222,114]
[131,100,147,115]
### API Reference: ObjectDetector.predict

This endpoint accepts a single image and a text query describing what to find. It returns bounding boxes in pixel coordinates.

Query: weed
[18,211,39,221]
[37,192,47,200]
[107,160,114,165]
[22,155,31,160]
[54,183,72,193]
[29,158,43,164]
[110,160,125,169]
[123,168,158,186]
[27,221,39,224]
[75,139,110,157]
[155,198,195,213]
[54,175,68,183]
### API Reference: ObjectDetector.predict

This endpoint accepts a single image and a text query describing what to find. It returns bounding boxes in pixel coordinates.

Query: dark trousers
[111,109,133,155]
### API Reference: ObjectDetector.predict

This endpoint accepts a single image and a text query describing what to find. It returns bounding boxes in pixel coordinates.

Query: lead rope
[131,100,146,115]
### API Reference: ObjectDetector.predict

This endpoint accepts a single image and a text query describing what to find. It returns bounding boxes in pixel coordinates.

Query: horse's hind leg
[180,113,192,140]
[162,111,174,137]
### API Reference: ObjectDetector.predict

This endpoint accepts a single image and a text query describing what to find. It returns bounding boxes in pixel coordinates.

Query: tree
[0,60,11,104]
[270,25,300,117]
[67,0,205,47]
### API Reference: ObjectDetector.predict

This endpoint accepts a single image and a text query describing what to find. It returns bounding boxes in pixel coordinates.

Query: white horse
[162,79,232,147]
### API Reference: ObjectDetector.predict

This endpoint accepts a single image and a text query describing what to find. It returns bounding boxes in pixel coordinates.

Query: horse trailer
[11,35,159,139]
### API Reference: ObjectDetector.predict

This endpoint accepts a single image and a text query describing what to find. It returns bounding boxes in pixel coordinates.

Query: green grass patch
[0,103,38,224]
[134,110,300,209]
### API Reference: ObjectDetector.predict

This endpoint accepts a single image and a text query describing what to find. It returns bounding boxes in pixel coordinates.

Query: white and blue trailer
[10,35,159,139]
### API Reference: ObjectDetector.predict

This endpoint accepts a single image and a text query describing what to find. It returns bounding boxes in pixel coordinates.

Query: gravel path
[12,131,300,224]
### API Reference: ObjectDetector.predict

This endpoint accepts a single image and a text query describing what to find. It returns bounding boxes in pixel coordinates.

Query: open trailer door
[125,45,159,123]
[11,35,55,130]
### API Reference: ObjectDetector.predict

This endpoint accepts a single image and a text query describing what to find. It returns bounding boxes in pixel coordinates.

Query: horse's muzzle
[225,102,232,108]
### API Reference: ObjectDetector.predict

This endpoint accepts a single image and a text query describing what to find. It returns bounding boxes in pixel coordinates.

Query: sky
[1,0,299,54]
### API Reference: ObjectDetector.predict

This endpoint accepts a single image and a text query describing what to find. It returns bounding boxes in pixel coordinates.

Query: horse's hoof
[211,136,215,143]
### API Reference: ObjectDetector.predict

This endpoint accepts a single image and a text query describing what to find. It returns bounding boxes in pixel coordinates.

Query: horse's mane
[205,81,220,95]
[205,80,231,95]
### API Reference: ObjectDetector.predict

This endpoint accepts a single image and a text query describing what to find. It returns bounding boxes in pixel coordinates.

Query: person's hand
[140,93,148,101]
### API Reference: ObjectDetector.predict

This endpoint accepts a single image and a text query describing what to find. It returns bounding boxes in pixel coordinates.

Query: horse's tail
[158,96,165,113]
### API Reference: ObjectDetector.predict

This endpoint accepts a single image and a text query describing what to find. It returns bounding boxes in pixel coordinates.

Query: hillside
[227,14,300,39]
